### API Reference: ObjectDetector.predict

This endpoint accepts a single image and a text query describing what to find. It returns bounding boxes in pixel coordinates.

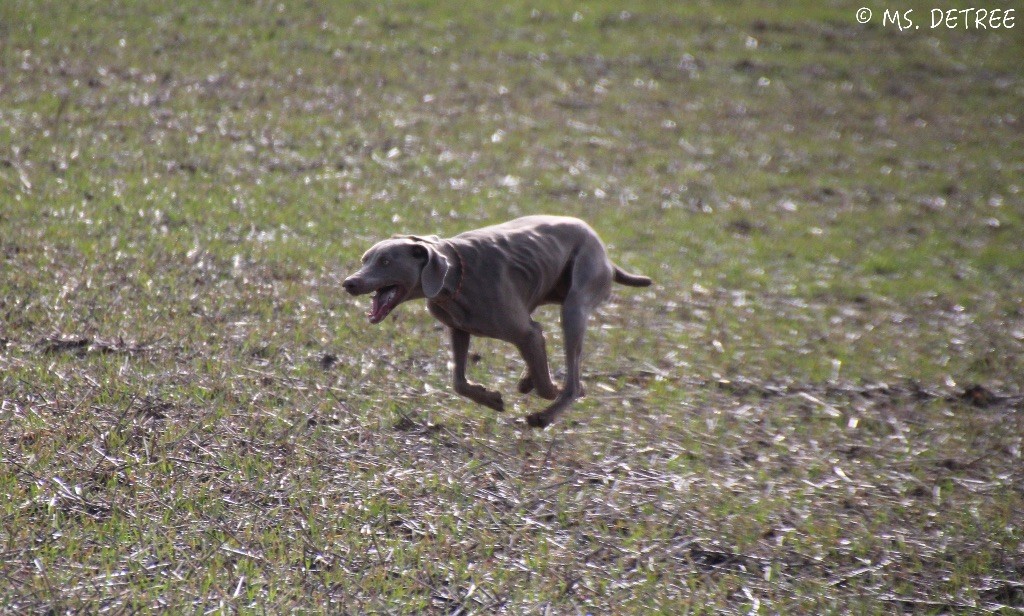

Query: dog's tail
[613,265,652,287]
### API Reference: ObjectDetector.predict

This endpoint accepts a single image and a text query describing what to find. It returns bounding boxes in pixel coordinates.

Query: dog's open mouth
[368,285,405,324]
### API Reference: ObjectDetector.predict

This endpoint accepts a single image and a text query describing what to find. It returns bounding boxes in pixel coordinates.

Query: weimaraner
[343,215,651,427]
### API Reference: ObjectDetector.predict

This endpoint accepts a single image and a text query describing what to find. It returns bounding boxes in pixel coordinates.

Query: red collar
[449,243,467,301]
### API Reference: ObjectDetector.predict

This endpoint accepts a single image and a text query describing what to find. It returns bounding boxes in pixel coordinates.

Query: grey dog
[343,215,651,427]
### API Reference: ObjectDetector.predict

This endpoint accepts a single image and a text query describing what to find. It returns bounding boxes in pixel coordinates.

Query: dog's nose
[342,277,359,294]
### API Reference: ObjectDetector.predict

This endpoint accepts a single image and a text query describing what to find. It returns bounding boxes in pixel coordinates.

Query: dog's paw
[518,375,560,400]
[525,412,551,428]
[536,385,560,400]
[458,382,505,412]
[482,391,504,412]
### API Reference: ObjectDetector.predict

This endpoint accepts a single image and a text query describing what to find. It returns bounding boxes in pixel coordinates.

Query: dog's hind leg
[526,252,612,428]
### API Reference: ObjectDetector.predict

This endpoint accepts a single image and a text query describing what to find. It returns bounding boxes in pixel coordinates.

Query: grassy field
[1,0,1022,612]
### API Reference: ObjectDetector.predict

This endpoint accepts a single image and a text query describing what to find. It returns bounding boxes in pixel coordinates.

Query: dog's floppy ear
[417,244,450,298]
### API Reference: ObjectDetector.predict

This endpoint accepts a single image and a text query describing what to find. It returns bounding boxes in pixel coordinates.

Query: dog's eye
[380,257,390,267]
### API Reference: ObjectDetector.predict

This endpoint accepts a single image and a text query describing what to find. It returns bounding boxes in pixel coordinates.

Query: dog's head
[342,235,451,324]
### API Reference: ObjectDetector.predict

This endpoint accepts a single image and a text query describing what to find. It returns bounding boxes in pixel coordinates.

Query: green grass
[1,0,1023,612]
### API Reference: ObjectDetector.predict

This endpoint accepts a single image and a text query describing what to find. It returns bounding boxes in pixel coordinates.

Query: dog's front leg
[449,328,504,412]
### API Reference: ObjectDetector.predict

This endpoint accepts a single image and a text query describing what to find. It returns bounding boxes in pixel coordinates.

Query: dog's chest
[427,301,488,337]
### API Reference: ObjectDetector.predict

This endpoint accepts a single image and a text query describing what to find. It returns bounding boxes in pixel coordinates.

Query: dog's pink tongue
[368,287,398,323]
